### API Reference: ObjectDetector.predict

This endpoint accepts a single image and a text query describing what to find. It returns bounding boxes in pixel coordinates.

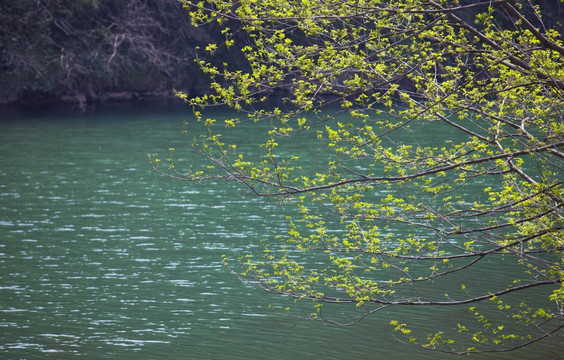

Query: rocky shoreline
[0,89,198,111]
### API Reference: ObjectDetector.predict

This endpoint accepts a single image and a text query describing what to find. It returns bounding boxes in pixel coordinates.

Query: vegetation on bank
[0,0,226,107]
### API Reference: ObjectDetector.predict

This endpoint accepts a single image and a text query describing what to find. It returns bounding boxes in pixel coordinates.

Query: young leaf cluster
[155,0,564,354]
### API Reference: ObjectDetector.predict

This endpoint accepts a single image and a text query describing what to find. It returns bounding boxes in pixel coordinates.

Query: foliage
[153,0,564,354]
[0,0,211,104]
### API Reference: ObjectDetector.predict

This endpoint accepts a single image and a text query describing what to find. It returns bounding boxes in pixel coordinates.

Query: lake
[0,102,561,359]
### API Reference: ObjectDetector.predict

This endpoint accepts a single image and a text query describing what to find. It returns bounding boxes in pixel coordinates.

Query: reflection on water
[0,104,561,359]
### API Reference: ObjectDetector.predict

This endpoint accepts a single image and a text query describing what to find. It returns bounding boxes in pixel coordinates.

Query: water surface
[0,103,561,359]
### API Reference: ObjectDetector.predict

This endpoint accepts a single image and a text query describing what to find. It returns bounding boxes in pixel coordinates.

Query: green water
[0,103,561,359]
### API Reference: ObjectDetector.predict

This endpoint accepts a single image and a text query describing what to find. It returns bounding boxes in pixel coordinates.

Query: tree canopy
[153,0,564,354]
[0,0,216,105]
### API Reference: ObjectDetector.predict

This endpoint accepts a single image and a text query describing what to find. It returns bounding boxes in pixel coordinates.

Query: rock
[106,92,134,101]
